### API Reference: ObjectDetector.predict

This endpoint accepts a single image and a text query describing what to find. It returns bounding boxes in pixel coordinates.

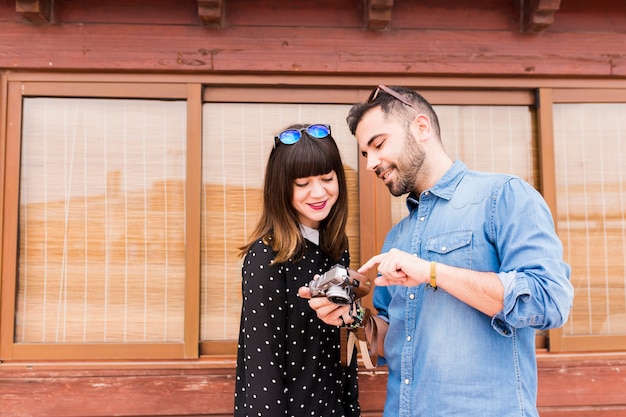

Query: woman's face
[292,170,339,229]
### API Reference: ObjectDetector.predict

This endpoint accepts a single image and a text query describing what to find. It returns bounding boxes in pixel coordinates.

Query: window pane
[554,103,626,336]
[391,105,537,224]
[200,103,359,341]
[17,98,187,343]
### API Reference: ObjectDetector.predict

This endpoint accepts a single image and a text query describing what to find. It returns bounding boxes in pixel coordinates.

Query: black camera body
[309,264,359,305]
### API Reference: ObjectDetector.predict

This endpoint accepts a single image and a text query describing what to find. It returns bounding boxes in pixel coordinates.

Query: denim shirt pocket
[425,230,473,268]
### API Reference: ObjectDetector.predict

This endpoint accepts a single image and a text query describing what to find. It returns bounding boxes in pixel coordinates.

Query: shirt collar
[299,223,320,245]
[406,159,467,210]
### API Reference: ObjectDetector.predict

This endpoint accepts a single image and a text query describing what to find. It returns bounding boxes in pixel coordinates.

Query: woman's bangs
[288,141,337,179]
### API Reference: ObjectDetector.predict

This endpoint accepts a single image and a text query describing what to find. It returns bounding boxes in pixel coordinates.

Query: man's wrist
[430,261,437,289]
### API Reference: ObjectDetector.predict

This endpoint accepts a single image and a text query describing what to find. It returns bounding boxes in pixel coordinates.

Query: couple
[234,85,574,417]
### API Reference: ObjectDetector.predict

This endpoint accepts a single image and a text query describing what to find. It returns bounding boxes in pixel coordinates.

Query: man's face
[354,107,425,196]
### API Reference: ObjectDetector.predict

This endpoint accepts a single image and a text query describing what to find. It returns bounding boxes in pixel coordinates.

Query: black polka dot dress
[234,238,361,417]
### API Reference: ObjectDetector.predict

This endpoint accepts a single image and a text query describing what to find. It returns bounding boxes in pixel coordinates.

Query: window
[1,82,195,360]
[0,80,363,360]
[2,78,626,360]
[550,89,626,351]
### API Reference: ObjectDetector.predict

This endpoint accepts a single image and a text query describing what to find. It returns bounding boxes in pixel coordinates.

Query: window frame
[2,73,626,361]
[0,81,203,360]
[544,88,626,353]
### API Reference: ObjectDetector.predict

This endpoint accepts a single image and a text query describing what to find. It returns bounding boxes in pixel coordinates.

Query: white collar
[299,224,320,245]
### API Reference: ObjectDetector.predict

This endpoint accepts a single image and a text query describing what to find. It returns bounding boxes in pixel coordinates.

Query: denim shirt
[374,160,573,417]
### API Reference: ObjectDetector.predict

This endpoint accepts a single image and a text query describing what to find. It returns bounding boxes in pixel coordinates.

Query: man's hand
[298,286,353,327]
[358,248,429,287]
[359,248,506,316]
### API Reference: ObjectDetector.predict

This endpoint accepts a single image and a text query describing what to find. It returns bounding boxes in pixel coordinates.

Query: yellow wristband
[430,261,437,289]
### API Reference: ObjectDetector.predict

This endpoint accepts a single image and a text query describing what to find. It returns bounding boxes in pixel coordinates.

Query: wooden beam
[15,0,52,24]
[367,0,393,30]
[198,0,224,27]
[521,0,562,34]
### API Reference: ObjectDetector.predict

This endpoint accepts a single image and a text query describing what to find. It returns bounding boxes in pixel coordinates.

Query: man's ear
[412,113,431,139]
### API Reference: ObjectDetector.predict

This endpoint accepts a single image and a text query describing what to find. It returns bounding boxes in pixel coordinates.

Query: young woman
[234,123,360,417]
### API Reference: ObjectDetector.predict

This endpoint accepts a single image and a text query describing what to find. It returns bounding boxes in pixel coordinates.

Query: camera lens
[326,286,352,305]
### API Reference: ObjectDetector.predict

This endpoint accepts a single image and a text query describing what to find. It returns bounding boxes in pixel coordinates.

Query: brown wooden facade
[2,0,626,416]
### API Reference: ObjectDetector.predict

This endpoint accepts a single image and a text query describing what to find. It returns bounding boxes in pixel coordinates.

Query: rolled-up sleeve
[491,178,574,335]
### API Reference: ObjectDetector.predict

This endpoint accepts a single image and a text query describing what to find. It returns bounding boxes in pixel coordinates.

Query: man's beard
[386,131,425,197]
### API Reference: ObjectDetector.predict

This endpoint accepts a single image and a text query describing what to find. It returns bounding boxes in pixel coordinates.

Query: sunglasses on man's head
[367,84,418,111]
[274,124,331,147]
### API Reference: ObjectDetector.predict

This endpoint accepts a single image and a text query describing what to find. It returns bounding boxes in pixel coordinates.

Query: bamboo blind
[199,103,359,341]
[554,103,626,336]
[391,105,537,223]
[17,98,188,343]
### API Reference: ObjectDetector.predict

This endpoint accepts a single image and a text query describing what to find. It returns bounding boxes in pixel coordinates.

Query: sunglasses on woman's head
[274,124,331,147]
[367,84,418,111]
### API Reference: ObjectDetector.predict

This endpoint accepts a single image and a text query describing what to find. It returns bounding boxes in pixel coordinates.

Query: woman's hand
[298,286,353,327]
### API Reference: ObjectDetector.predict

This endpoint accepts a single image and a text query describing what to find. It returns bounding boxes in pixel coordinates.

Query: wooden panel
[8,72,626,91]
[53,0,199,25]
[225,0,363,28]
[1,355,626,416]
[0,364,384,416]
[358,153,392,314]
[185,84,203,358]
[19,82,188,98]
[0,82,25,360]
[393,0,518,30]
[539,409,626,417]
[0,73,6,310]
[552,89,626,103]
[0,367,238,417]
[203,87,364,104]
[203,87,536,106]
[537,353,626,408]
[1,22,626,76]
[550,0,626,33]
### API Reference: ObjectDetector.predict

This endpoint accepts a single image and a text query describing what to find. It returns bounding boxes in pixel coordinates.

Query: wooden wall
[1,353,626,416]
[0,0,625,77]
[2,0,626,416]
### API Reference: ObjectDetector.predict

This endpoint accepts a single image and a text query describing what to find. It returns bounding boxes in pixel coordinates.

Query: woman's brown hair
[239,124,349,264]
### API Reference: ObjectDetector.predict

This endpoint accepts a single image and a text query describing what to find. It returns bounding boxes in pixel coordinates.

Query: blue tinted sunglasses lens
[278,130,301,145]
[306,124,330,138]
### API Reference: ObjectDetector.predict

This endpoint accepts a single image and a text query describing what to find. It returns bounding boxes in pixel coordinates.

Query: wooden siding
[1,354,626,416]
[0,0,625,77]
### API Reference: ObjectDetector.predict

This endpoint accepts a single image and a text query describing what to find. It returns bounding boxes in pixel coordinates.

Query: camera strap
[340,307,378,369]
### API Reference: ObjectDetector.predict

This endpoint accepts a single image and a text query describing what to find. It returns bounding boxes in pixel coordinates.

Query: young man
[300,85,574,417]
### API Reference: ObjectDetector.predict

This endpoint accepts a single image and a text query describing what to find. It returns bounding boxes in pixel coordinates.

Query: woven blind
[200,103,359,341]
[554,103,626,336]
[391,105,537,223]
[17,98,187,343]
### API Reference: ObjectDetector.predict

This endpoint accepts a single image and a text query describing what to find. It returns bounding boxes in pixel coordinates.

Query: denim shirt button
[419,216,425,222]
[404,379,410,385]
[441,246,447,252]
[406,336,411,342]
[409,293,415,300]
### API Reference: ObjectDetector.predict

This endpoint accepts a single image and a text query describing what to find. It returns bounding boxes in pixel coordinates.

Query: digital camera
[309,264,369,305]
